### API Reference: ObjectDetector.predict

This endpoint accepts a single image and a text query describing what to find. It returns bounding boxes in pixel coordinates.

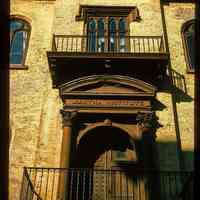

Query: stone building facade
[10,0,194,200]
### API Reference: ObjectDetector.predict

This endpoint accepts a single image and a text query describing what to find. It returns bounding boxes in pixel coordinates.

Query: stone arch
[77,120,142,147]
[10,14,32,25]
[76,124,140,168]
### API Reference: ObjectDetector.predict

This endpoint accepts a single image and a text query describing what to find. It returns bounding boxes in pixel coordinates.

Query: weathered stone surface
[10,1,194,199]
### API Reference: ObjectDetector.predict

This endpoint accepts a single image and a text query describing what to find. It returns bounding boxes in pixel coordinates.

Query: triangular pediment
[60,75,156,96]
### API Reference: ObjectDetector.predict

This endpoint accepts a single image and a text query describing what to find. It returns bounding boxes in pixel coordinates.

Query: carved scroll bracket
[60,109,78,127]
[136,112,158,134]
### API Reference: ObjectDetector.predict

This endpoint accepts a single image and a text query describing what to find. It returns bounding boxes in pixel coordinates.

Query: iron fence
[20,167,193,200]
[20,168,42,200]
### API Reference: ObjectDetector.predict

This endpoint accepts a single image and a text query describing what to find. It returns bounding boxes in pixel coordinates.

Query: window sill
[186,69,195,74]
[9,64,28,70]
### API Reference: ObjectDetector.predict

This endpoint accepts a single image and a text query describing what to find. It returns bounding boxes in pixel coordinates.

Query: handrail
[24,167,193,173]
[21,167,193,200]
[21,168,42,200]
[52,34,167,53]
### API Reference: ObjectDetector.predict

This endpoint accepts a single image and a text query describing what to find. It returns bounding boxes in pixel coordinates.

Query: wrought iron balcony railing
[20,167,193,200]
[52,35,167,54]
[20,168,42,200]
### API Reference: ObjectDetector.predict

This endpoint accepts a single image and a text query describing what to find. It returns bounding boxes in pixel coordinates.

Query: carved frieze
[64,99,151,109]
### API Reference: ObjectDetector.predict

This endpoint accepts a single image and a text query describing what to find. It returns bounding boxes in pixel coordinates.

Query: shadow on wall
[160,68,193,102]
[72,131,193,200]
[155,140,194,171]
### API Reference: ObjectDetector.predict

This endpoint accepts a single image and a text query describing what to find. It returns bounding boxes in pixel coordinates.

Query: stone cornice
[75,5,140,22]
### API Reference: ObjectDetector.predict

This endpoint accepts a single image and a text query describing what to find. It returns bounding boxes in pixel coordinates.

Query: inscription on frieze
[64,99,150,108]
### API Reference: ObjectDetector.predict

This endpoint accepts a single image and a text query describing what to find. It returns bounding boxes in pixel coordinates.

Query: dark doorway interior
[68,126,157,200]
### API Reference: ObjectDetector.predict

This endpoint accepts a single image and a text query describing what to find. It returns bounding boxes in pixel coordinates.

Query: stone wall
[10,1,62,199]
[9,0,194,199]
[157,2,194,170]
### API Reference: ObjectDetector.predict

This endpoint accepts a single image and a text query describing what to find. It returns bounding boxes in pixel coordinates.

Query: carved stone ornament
[60,109,78,127]
[104,119,112,126]
[136,112,156,133]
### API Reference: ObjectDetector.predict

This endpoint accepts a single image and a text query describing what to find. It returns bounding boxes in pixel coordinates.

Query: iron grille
[20,167,193,200]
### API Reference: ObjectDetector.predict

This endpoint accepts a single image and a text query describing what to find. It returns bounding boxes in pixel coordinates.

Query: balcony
[47,35,169,87]
[51,34,167,55]
[20,167,193,200]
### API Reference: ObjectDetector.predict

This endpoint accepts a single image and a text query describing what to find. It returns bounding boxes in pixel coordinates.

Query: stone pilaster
[58,109,78,200]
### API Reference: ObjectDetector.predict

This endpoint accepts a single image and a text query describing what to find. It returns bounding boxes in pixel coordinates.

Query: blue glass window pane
[119,19,126,52]
[119,19,126,32]
[89,32,96,52]
[10,20,23,31]
[186,33,195,70]
[88,20,96,31]
[98,18,105,52]
[88,20,96,52]
[10,31,24,64]
[109,18,116,51]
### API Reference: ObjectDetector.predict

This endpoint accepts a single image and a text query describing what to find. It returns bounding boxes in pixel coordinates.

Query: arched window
[181,20,195,72]
[10,17,31,67]
[109,18,116,51]
[87,19,96,52]
[119,18,126,52]
[86,16,129,52]
[97,18,105,52]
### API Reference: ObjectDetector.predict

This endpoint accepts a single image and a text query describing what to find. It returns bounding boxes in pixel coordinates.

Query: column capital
[60,109,78,127]
[136,112,156,133]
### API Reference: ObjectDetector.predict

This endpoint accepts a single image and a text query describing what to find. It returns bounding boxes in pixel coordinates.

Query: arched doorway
[68,125,156,200]
[58,75,158,200]
[76,126,139,169]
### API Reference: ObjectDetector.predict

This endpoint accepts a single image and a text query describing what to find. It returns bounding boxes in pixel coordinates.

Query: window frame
[181,19,195,73]
[85,16,130,52]
[10,16,31,69]
[78,6,140,53]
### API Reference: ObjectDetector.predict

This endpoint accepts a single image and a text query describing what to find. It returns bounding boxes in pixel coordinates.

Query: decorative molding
[136,112,156,133]
[104,119,112,126]
[60,110,78,127]
[59,75,157,96]
[75,5,141,22]
[9,64,29,70]
[64,99,151,109]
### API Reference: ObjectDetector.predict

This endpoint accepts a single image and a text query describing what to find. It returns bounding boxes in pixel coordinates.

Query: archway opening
[76,126,139,169]
[68,125,157,200]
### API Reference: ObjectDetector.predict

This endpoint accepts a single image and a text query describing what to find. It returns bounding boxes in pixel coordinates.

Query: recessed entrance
[67,125,156,200]
[76,126,138,169]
